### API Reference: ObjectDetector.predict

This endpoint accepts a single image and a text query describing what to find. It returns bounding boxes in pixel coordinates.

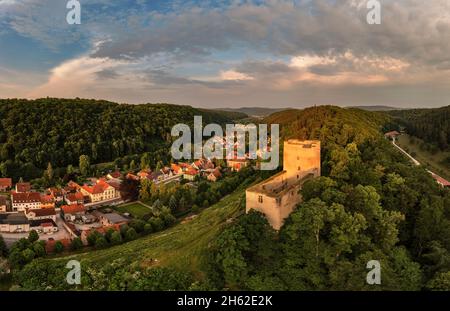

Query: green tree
[0,234,8,257]
[54,241,64,253]
[70,237,83,251]
[79,155,90,176]
[28,230,39,243]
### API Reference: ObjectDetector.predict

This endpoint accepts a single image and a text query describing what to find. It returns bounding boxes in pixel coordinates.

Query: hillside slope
[0,98,238,181]
[264,106,389,146]
[388,106,450,151]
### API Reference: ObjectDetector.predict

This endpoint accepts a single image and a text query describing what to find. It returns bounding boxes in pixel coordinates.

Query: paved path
[392,137,449,183]
[392,138,421,166]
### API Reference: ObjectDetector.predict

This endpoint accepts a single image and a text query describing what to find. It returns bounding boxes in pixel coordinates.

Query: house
[65,192,85,205]
[183,168,198,181]
[0,196,7,213]
[0,213,30,233]
[48,188,64,202]
[65,181,81,194]
[11,192,41,212]
[61,204,86,222]
[25,208,56,222]
[96,211,129,226]
[0,178,12,192]
[430,173,450,188]
[138,169,153,180]
[227,159,249,172]
[80,179,120,203]
[385,131,401,139]
[207,168,222,182]
[30,219,58,234]
[192,159,205,170]
[126,173,140,181]
[171,163,183,175]
[15,182,31,193]
[40,194,55,209]
[107,171,122,180]
[246,140,321,230]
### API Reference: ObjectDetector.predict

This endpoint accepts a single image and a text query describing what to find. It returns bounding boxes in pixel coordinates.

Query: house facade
[80,179,120,203]
[0,213,30,233]
[11,192,42,212]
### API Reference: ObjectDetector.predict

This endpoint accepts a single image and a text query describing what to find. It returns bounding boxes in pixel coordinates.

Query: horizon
[1,1,450,108]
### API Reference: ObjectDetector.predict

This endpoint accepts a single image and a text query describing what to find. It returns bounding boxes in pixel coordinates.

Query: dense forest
[0,98,245,181]
[388,106,450,151]
[207,106,450,290]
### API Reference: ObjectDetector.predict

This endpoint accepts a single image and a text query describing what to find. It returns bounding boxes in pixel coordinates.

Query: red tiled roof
[12,192,41,203]
[185,168,198,176]
[431,173,450,187]
[385,131,400,137]
[61,204,85,214]
[0,178,12,188]
[109,171,122,178]
[82,179,111,194]
[15,182,31,192]
[27,208,56,217]
[66,192,84,202]
[41,194,55,203]
[126,173,140,181]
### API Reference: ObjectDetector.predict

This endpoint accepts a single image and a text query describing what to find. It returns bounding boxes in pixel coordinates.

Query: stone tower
[245,139,321,230]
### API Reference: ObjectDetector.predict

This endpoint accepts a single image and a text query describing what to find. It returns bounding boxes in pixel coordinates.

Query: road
[392,137,448,183]
[392,138,421,166]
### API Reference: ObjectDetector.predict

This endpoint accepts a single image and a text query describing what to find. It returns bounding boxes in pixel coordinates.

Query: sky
[0,0,450,109]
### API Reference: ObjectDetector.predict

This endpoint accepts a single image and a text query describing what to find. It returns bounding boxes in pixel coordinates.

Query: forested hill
[388,106,450,151]
[264,106,389,145]
[0,98,237,181]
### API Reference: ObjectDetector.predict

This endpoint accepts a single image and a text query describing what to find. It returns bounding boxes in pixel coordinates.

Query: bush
[110,231,123,245]
[149,217,164,232]
[125,228,138,241]
[143,223,153,234]
[95,236,109,249]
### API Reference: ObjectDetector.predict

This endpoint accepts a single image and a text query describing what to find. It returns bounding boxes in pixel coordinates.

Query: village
[0,155,249,249]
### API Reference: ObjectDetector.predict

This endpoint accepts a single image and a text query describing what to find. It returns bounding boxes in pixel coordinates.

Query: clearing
[396,134,450,180]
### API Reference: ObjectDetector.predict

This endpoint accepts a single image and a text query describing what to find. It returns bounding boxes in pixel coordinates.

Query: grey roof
[101,212,128,224]
[0,213,30,225]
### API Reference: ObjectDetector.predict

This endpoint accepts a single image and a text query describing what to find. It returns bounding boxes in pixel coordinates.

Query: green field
[113,202,153,218]
[50,188,247,278]
[397,134,450,180]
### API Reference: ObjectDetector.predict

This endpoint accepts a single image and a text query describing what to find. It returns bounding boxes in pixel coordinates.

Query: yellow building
[246,140,321,230]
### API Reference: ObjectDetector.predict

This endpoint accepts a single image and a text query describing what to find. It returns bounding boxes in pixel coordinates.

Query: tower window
[258,195,263,203]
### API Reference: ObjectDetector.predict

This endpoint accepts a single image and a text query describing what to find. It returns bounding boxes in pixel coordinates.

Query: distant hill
[347,105,401,112]
[216,107,290,118]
